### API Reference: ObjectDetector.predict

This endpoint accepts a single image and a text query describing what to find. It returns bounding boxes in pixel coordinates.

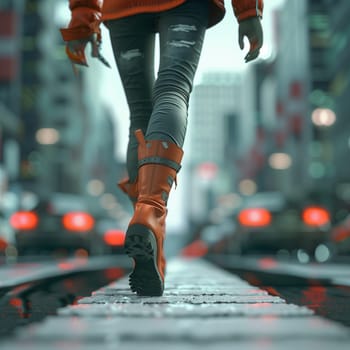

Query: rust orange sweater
[61,0,263,41]
[102,0,263,24]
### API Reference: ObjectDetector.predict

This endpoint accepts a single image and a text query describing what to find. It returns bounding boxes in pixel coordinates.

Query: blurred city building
[240,0,350,218]
[327,1,350,184]
[1,0,350,230]
[255,0,311,196]
[186,0,350,225]
[186,72,242,222]
[0,0,123,220]
[0,0,22,188]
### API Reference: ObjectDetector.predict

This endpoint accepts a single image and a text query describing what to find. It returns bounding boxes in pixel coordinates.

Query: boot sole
[124,224,164,296]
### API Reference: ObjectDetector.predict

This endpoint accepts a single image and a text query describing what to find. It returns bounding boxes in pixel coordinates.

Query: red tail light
[0,237,8,251]
[103,229,125,246]
[331,227,350,242]
[302,206,330,227]
[238,208,272,227]
[181,239,208,258]
[62,212,95,232]
[10,211,39,230]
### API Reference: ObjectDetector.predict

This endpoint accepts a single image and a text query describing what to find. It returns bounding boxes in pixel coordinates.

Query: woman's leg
[123,1,210,297]
[146,0,209,147]
[106,15,156,182]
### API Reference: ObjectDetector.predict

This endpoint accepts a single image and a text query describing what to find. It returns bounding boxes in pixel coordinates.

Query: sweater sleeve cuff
[60,25,101,42]
[60,7,102,42]
[235,8,263,22]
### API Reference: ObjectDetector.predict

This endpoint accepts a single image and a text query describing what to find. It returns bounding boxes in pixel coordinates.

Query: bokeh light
[238,179,257,196]
[268,153,292,170]
[87,179,105,196]
[35,128,60,145]
[311,108,336,127]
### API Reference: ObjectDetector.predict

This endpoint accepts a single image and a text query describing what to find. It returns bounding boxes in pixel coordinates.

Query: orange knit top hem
[101,0,187,21]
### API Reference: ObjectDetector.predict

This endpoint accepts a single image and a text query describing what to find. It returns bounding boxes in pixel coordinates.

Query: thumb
[238,31,244,50]
[91,39,99,57]
[90,34,100,57]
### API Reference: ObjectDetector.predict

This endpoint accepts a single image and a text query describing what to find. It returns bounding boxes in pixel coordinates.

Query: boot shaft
[135,129,183,206]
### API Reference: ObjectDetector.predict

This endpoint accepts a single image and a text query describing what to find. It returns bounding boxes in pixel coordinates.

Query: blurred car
[326,214,350,258]
[0,191,17,260]
[9,193,105,256]
[0,211,11,258]
[226,192,331,257]
[95,216,126,255]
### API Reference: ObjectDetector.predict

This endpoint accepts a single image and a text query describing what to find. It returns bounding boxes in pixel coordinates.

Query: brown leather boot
[119,176,166,278]
[124,129,183,296]
[117,177,138,208]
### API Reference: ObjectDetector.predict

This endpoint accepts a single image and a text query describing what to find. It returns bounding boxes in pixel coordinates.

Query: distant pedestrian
[61,0,264,296]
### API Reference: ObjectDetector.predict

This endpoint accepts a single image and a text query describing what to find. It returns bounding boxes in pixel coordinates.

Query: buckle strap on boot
[134,129,183,190]
[138,157,181,172]
[134,129,183,172]
[138,157,180,188]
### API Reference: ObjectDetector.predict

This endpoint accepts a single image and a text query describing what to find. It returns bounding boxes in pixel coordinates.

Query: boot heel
[125,224,163,296]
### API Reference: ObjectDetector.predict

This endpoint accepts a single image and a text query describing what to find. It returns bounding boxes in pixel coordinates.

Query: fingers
[238,17,263,63]
[238,30,244,50]
[65,37,94,67]
[90,34,100,58]
[89,35,112,68]
[239,35,261,63]
[244,40,261,63]
[65,44,88,66]
[65,35,111,68]
[67,40,83,51]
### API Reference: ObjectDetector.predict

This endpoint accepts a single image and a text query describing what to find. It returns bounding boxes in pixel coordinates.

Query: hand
[65,34,111,68]
[238,17,263,63]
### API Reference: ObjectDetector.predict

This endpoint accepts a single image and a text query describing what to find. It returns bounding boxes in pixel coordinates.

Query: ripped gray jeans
[106,0,209,181]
